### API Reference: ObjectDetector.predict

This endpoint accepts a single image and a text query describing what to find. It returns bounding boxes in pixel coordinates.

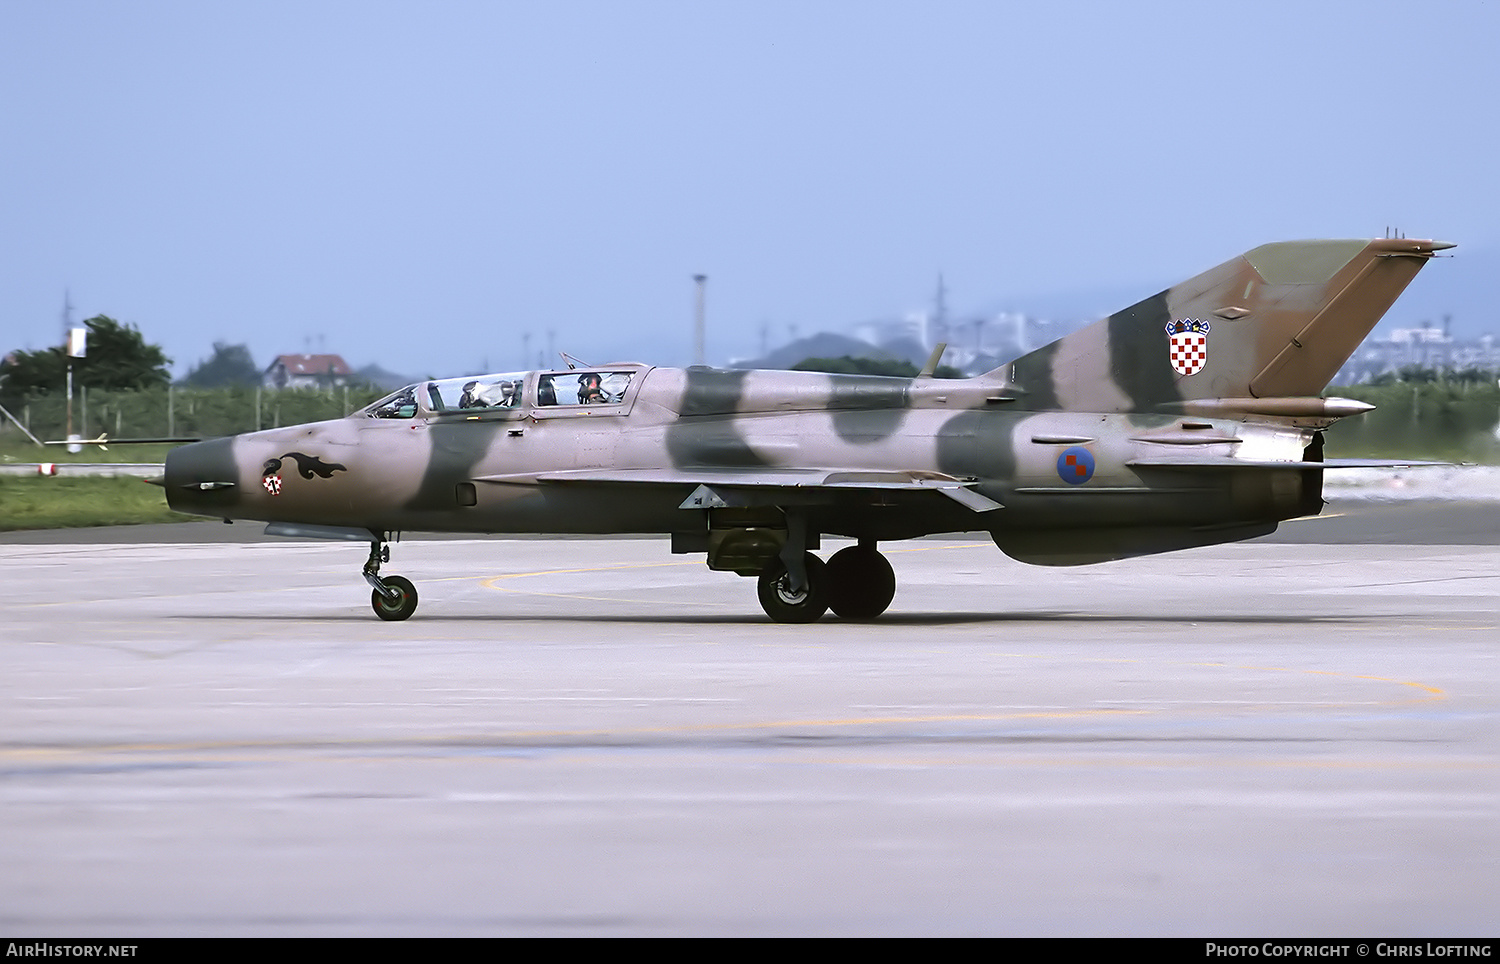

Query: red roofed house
[264,353,353,389]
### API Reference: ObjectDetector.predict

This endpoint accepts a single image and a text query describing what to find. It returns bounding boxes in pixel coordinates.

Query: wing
[473,467,1003,512]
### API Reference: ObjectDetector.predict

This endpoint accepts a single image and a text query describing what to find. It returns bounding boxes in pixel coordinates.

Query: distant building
[1335,325,1500,384]
[264,353,352,389]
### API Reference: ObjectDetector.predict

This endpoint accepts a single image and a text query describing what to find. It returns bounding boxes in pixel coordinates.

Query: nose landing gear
[363,539,418,621]
[371,575,418,621]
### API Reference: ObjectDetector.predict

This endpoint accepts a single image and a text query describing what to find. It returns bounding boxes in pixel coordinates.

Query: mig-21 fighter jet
[161,237,1451,622]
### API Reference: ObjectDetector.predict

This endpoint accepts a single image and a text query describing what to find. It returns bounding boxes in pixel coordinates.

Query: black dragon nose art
[262,452,348,480]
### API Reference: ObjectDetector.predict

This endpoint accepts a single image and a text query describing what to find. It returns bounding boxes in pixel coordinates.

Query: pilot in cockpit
[578,372,605,405]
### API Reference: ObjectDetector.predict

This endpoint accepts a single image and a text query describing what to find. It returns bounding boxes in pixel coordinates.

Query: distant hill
[729,333,901,370]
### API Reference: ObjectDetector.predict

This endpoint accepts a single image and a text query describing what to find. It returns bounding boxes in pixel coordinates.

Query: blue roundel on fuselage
[1056,446,1095,485]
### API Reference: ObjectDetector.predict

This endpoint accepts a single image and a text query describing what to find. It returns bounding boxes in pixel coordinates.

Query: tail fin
[1004,238,1452,413]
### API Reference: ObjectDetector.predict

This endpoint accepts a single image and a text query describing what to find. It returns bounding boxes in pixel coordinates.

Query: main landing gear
[756,542,897,624]
[363,538,418,621]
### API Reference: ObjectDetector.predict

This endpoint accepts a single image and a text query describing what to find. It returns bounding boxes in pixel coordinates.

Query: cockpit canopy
[360,367,644,419]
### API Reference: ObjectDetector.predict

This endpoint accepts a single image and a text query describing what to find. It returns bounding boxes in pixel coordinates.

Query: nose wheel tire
[371,575,418,621]
[757,553,828,623]
[825,546,896,620]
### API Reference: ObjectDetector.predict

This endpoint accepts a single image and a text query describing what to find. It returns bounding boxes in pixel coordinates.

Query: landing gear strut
[757,552,829,623]
[363,538,418,621]
[754,542,897,624]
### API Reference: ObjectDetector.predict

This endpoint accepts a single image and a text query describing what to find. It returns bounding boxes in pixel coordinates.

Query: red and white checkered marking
[1168,332,1208,376]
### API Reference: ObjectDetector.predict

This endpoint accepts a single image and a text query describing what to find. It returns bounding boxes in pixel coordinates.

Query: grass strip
[0,475,198,531]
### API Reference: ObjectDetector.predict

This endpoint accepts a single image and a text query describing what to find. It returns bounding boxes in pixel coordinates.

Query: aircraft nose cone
[163,437,241,517]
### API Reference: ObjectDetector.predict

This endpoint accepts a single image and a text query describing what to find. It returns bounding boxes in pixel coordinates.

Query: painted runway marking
[0,708,1155,764]
[479,558,713,606]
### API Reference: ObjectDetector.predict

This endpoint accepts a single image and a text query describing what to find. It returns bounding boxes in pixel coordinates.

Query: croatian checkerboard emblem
[1056,446,1095,485]
[262,475,283,495]
[1166,318,1210,376]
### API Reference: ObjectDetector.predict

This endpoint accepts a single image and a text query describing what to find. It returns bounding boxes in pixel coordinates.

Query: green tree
[1,315,171,398]
[0,344,65,399]
[1395,364,1440,384]
[183,341,259,388]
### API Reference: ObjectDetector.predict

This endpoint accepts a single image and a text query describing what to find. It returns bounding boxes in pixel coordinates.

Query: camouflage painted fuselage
[165,237,1448,568]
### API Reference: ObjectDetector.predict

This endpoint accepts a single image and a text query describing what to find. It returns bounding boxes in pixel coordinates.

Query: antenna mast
[693,274,707,366]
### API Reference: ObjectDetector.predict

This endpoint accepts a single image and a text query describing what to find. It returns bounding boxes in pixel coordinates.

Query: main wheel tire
[757,553,828,624]
[371,575,418,621]
[825,546,896,620]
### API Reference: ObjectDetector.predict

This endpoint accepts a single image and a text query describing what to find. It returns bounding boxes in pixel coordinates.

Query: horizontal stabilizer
[1319,458,1451,469]
[1157,396,1376,424]
[1128,457,1448,471]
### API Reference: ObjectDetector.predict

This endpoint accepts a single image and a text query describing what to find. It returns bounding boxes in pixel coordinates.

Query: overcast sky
[3,1,1495,379]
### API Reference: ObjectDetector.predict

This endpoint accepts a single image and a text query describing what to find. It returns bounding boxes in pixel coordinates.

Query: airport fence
[0,384,390,444]
[1325,380,1500,463]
